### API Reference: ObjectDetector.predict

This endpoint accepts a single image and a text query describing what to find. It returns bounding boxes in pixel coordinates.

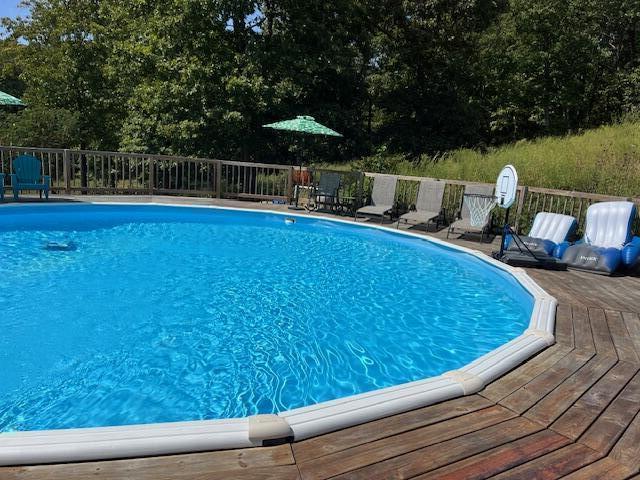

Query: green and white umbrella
[263,115,342,209]
[262,115,342,137]
[0,90,25,107]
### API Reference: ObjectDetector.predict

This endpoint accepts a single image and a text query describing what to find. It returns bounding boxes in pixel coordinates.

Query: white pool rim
[0,201,556,465]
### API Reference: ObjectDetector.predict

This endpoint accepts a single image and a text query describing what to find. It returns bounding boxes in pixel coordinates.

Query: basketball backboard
[495,164,518,209]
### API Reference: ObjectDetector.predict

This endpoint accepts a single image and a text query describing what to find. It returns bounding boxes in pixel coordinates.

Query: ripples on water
[0,205,533,431]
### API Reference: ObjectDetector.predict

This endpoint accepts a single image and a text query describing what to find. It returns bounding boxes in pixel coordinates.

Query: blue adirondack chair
[10,155,50,201]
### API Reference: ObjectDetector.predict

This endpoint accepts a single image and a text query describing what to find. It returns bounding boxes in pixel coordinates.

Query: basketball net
[465,194,497,227]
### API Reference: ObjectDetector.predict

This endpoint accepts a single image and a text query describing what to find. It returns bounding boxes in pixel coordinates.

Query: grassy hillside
[330,121,640,197]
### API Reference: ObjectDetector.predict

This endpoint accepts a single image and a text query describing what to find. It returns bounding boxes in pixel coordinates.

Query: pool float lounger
[497,212,577,269]
[506,212,577,256]
[498,249,567,270]
[561,201,640,275]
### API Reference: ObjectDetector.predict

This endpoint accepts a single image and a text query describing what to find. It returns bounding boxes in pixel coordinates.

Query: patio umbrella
[262,115,343,137]
[0,90,25,107]
[263,115,342,209]
[262,115,342,165]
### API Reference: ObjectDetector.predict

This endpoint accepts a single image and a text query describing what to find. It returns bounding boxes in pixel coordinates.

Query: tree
[0,0,638,162]
[0,38,24,98]
[108,1,239,157]
[254,0,373,163]
[481,0,640,142]
[3,0,121,150]
[364,0,505,155]
[0,105,80,147]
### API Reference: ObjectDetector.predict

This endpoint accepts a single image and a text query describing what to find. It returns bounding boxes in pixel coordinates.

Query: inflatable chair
[561,201,640,275]
[498,212,576,268]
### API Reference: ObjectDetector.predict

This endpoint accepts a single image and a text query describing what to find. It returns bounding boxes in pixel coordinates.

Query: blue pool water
[0,204,533,432]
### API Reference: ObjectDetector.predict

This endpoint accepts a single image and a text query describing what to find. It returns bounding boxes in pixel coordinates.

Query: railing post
[514,185,528,233]
[148,157,155,196]
[63,149,71,194]
[216,160,222,198]
[356,171,364,210]
[287,166,294,203]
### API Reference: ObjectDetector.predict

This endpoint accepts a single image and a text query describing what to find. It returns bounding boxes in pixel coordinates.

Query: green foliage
[0,106,80,147]
[2,0,120,149]
[351,151,407,174]
[0,39,24,97]
[345,121,640,197]
[482,0,640,142]
[364,0,505,154]
[0,0,638,175]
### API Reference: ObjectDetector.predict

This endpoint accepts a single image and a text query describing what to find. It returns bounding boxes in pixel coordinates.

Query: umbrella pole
[289,139,306,211]
[289,165,306,211]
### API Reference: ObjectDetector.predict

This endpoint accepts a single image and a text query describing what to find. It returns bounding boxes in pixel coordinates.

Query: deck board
[589,308,617,358]
[498,350,593,414]
[1,445,298,480]
[610,408,640,471]
[480,343,573,403]
[4,205,640,479]
[489,443,603,480]
[579,370,640,454]
[606,310,640,363]
[527,269,640,313]
[623,311,640,358]
[551,361,640,440]
[551,457,633,480]
[325,417,541,480]
[555,303,576,347]
[571,306,596,353]
[415,430,570,480]
[295,405,515,480]
[524,353,617,426]
[291,394,492,463]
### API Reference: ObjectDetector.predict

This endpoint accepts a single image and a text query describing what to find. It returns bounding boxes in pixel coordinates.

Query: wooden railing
[2,145,638,235]
[363,172,640,235]
[0,146,293,201]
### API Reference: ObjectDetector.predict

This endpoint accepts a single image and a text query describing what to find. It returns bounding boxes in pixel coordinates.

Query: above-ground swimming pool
[0,202,555,464]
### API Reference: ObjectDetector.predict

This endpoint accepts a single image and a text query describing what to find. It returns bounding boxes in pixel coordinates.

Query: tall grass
[321,122,640,197]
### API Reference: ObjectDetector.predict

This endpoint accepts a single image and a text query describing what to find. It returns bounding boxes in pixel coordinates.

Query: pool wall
[0,201,556,465]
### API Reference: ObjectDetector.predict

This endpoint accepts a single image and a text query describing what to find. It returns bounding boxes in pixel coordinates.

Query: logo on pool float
[579,255,598,262]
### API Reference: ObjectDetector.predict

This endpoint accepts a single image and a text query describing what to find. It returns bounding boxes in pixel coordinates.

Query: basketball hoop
[495,164,519,259]
[465,193,497,227]
[496,165,518,209]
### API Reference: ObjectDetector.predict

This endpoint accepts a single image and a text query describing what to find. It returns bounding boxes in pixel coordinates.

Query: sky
[0,1,27,19]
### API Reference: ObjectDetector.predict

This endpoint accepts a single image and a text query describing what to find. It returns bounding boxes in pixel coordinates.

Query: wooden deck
[3,198,640,479]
